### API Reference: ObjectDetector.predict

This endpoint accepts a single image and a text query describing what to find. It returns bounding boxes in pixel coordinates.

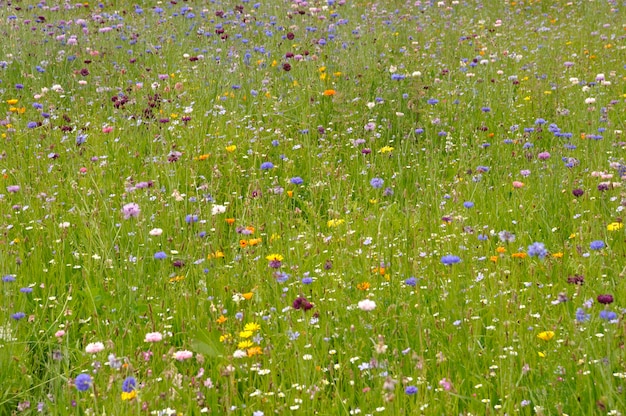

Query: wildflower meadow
[2,0,626,414]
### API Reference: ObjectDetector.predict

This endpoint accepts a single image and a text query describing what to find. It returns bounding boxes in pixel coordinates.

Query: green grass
[1,0,626,415]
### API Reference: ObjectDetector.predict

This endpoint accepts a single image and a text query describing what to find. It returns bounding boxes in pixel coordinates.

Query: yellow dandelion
[244,322,261,332]
[607,222,623,231]
[239,330,253,339]
[379,146,394,153]
[266,254,284,262]
[238,340,254,349]
[537,331,554,341]
[327,219,345,227]
[6,99,18,105]
[226,145,237,152]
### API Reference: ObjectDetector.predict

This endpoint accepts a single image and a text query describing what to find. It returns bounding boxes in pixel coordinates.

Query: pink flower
[122,203,140,219]
[85,342,105,353]
[173,350,193,361]
[537,151,551,160]
[55,330,66,338]
[144,332,163,343]
[102,126,113,133]
[512,181,524,188]
[357,299,376,311]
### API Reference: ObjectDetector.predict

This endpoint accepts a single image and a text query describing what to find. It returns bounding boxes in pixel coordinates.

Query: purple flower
[463,201,474,209]
[7,185,20,193]
[122,376,136,392]
[575,308,590,322]
[572,188,584,197]
[441,255,461,265]
[185,214,198,224]
[370,178,384,189]
[2,275,16,282]
[405,277,417,286]
[260,162,274,170]
[154,251,167,260]
[597,294,614,305]
[537,152,551,160]
[290,177,304,185]
[405,385,418,395]
[302,277,313,284]
[122,203,140,219]
[75,374,92,391]
[11,312,26,320]
[590,240,605,250]
[600,310,618,321]
[527,242,547,259]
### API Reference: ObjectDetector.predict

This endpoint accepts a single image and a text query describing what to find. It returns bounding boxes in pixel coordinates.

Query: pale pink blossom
[357,299,376,311]
[173,350,193,361]
[85,342,105,353]
[144,332,163,343]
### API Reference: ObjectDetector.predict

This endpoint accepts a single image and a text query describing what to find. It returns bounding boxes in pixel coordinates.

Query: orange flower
[490,255,498,263]
[248,238,262,246]
[226,218,236,225]
[552,252,563,259]
[242,292,254,300]
[357,282,370,291]
[216,315,227,324]
[245,226,255,234]
[287,190,294,197]
[512,252,527,259]
[323,89,336,96]
[197,153,210,161]
[239,239,248,248]
[496,246,506,254]
[247,346,263,357]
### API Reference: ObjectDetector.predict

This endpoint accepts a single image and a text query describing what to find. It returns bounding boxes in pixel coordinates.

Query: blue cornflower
[122,376,136,393]
[405,385,418,395]
[20,287,33,293]
[185,214,198,224]
[527,242,547,259]
[2,275,16,282]
[260,162,274,170]
[441,255,461,265]
[75,374,92,391]
[290,177,304,185]
[463,201,474,209]
[302,277,313,285]
[575,308,590,322]
[478,234,488,241]
[427,99,438,105]
[414,128,424,134]
[405,277,417,286]
[370,178,384,189]
[11,312,26,320]
[154,251,167,260]
[599,310,617,321]
[590,240,605,250]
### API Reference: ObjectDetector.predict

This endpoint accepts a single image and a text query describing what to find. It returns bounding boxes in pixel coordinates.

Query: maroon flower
[572,188,584,197]
[597,294,614,305]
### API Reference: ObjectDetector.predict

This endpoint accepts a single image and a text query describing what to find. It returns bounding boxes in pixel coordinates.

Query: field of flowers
[1,0,626,414]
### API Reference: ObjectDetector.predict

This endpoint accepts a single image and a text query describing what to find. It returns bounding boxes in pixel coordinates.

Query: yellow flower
[6,99,18,105]
[607,222,623,231]
[238,340,254,349]
[537,331,554,341]
[378,146,394,153]
[244,322,261,332]
[538,351,546,358]
[248,238,262,246]
[169,275,185,283]
[242,292,254,300]
[552,252,563,258]
[226,145,237,152]
[220,333,232,343]
[266,254,284,262]
[239,330,253,339]
[327,219,345,227]
[121,390,137,401]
